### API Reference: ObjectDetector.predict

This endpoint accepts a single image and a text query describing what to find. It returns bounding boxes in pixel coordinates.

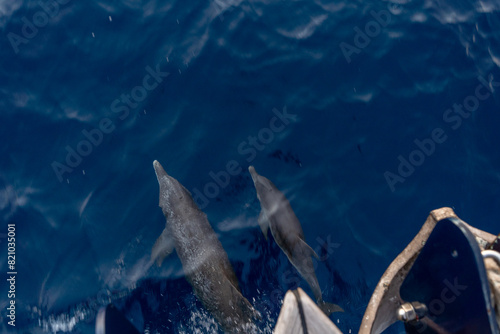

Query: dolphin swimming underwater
[248,165,343,315]
[151,160,260,333]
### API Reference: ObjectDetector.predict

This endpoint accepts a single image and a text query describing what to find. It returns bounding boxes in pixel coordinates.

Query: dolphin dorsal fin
[258,210,270,240]
[226,276,262,321]
[297,238,320,260]
[151,227,175,266]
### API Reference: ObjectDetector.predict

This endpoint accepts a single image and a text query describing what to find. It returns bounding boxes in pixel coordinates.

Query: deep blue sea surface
[1,0,500,333]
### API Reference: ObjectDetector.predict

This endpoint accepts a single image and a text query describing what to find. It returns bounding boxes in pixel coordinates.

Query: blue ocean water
[1,0,500,333]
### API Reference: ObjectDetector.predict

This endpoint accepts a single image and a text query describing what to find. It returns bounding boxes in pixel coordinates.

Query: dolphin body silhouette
[151,160,260,333]
[248,165,343,315]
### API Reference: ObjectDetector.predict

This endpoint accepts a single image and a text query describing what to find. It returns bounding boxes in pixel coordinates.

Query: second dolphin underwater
[248,165,344,315]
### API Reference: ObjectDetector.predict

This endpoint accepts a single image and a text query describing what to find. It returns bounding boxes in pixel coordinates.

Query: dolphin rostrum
[151,160,260,333]
[248,165,343,315]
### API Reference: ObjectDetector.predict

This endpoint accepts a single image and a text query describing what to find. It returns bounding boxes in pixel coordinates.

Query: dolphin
[248,165,343,315]
[151,160,260,333]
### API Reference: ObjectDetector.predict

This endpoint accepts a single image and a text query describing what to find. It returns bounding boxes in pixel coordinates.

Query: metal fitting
[482,249,500,265]
[397,302,428,323]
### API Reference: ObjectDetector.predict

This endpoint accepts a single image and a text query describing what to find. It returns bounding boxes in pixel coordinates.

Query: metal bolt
[397,302,428,323]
